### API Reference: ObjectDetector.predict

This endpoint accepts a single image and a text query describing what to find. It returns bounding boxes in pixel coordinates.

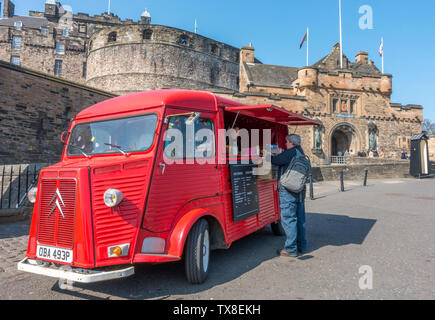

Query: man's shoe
[277,249,298,258]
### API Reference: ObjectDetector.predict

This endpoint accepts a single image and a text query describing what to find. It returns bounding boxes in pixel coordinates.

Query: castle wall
[86,25,240,94]
[0,61,114,164]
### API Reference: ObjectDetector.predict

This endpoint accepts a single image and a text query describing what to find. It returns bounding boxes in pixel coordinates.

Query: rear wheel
[185,219,210,284]
[271,220,286,236]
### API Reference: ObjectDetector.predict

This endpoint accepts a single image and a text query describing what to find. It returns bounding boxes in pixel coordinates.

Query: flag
[379,37,383,57]
[299,32,308,49]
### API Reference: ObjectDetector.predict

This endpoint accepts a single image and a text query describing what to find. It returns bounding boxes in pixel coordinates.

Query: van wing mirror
[60,131,70,144]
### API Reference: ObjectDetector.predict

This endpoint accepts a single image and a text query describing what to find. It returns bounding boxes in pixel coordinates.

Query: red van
[18,90,318,284]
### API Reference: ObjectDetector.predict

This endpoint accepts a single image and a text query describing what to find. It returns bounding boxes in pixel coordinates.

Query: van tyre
[185,219,210,284]
[271,220,286,236]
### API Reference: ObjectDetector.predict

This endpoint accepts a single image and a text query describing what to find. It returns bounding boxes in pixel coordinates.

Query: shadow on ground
[49,211,376,300]
[0,220,30,239]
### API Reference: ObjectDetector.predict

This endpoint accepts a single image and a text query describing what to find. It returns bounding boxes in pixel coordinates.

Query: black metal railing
[0,164,49,210]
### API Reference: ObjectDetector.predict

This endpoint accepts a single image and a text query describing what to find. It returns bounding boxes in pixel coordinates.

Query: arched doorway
[330,124,358,156]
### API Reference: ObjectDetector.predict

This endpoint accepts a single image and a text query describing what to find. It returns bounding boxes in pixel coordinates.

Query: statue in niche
[314,126,322,151]
[369,130,377,152]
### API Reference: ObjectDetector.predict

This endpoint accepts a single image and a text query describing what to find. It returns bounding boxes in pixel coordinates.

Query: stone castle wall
[0,61,114,164]
[86,25,239,94]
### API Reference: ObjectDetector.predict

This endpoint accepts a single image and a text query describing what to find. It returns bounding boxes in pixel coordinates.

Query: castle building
[213,43,423,163]
[0,0,240,90]
[0,0,423,163]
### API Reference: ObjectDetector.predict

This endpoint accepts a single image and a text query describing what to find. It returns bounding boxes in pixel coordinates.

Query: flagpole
[381,37,384,73]
[307,27,309,66]
[108,0,111,15]
[339,0,343,69]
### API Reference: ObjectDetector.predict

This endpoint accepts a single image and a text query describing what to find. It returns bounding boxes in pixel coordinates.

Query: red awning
[224,105,321,126]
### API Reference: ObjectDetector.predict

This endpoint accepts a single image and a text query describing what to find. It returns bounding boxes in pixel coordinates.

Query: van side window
[164,116,215,159]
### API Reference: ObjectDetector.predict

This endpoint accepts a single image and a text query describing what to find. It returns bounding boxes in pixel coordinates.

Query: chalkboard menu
[229,164,260,222]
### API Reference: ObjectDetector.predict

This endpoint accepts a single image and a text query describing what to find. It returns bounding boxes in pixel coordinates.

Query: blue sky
[8,0,435,121]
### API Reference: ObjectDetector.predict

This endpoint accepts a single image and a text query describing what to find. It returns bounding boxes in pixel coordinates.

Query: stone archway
[330,124,359,156]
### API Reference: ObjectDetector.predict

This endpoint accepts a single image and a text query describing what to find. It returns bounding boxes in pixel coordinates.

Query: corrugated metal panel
[37,179,76,249]
[91,161,149,261]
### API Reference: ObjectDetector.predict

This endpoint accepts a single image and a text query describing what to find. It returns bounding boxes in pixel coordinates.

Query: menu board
[229,164,260,222]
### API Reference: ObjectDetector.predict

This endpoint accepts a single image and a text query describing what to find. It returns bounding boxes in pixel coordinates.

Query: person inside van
[270,134,307,258]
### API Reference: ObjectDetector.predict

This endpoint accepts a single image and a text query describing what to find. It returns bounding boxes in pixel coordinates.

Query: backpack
[280,149,311,193]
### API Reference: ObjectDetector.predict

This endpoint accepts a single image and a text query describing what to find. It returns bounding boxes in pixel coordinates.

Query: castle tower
[140,8,151,24]
[44,0,60,20]
[239,43,255,92]
[297,67,318,88]
[2,0,15,18]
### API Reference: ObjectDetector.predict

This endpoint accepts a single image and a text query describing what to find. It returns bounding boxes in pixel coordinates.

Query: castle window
[143,30,152,40]
[332,99,338,113]
[12,36,22,50]
[210,44,218,55]
[11,56,21,66]
[179,35,188,46]
[40,27,47,36]
[79,24,87,33]
[108,32,117,43]
[56,43,65,55]
[350,100,356,113]
[62,27,69,37]
[14,21,23,30]
[82,62,87,78]
[54,60,63,76]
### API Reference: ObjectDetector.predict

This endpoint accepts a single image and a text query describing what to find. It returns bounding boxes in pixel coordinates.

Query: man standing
[271,134,307,258]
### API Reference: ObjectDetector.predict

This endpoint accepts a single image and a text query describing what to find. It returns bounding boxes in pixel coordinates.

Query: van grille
[37,179,76,249]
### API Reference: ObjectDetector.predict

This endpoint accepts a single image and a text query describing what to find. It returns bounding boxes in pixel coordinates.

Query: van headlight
[27,187,37,204]
[104,189,123,207]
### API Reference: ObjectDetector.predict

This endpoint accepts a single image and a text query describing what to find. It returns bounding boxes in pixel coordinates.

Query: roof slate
[244,63,299,88]
[245,44,384,87]
[0,16,49,29]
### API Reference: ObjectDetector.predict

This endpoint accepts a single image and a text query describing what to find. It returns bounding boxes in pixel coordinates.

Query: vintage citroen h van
[18,90,318,284]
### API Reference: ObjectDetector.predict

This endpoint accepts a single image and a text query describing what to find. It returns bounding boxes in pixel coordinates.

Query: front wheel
[185,219,210,284]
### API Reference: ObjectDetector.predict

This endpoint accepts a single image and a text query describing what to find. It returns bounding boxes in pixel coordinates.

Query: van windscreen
[67,114,158,156]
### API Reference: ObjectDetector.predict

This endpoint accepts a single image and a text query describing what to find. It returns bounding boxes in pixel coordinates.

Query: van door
[142,108,222,233]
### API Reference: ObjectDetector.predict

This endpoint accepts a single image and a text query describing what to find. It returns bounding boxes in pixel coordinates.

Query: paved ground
[0,177,434,300]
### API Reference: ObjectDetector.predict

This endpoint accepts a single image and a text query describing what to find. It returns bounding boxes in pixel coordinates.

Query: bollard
[309,173,314,200]
[363,169,368,187]
[340,171,344,192]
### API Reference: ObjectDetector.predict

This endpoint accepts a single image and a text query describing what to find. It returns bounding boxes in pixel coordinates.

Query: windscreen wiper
[104,143,129,157]
[68,145,91,158]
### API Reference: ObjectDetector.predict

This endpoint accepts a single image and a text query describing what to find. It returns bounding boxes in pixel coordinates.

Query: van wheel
[185,219,210,284]
[271,220,286,236]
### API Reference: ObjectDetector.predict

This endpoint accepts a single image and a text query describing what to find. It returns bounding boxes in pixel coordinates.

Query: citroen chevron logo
[49,189,66,219]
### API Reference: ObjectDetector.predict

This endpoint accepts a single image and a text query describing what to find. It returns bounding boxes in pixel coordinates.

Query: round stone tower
[85,24,240,95]
[297,67,318,88]
[380,74,392,95]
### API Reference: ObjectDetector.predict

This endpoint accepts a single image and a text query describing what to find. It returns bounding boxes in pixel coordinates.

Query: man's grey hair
[286,134,301,147]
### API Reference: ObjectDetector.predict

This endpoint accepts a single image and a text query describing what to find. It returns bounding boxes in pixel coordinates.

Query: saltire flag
[299,32,308,49]
[379,37,384,57]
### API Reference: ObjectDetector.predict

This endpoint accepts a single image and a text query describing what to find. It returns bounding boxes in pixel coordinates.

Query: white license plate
[37,245,73,264]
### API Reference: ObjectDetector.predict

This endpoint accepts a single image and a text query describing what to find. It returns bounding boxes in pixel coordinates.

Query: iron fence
[0,164,50,210]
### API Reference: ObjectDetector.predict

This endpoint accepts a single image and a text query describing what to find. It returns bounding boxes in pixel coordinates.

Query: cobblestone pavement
[0,221,30,281]
[0,178,434,300]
